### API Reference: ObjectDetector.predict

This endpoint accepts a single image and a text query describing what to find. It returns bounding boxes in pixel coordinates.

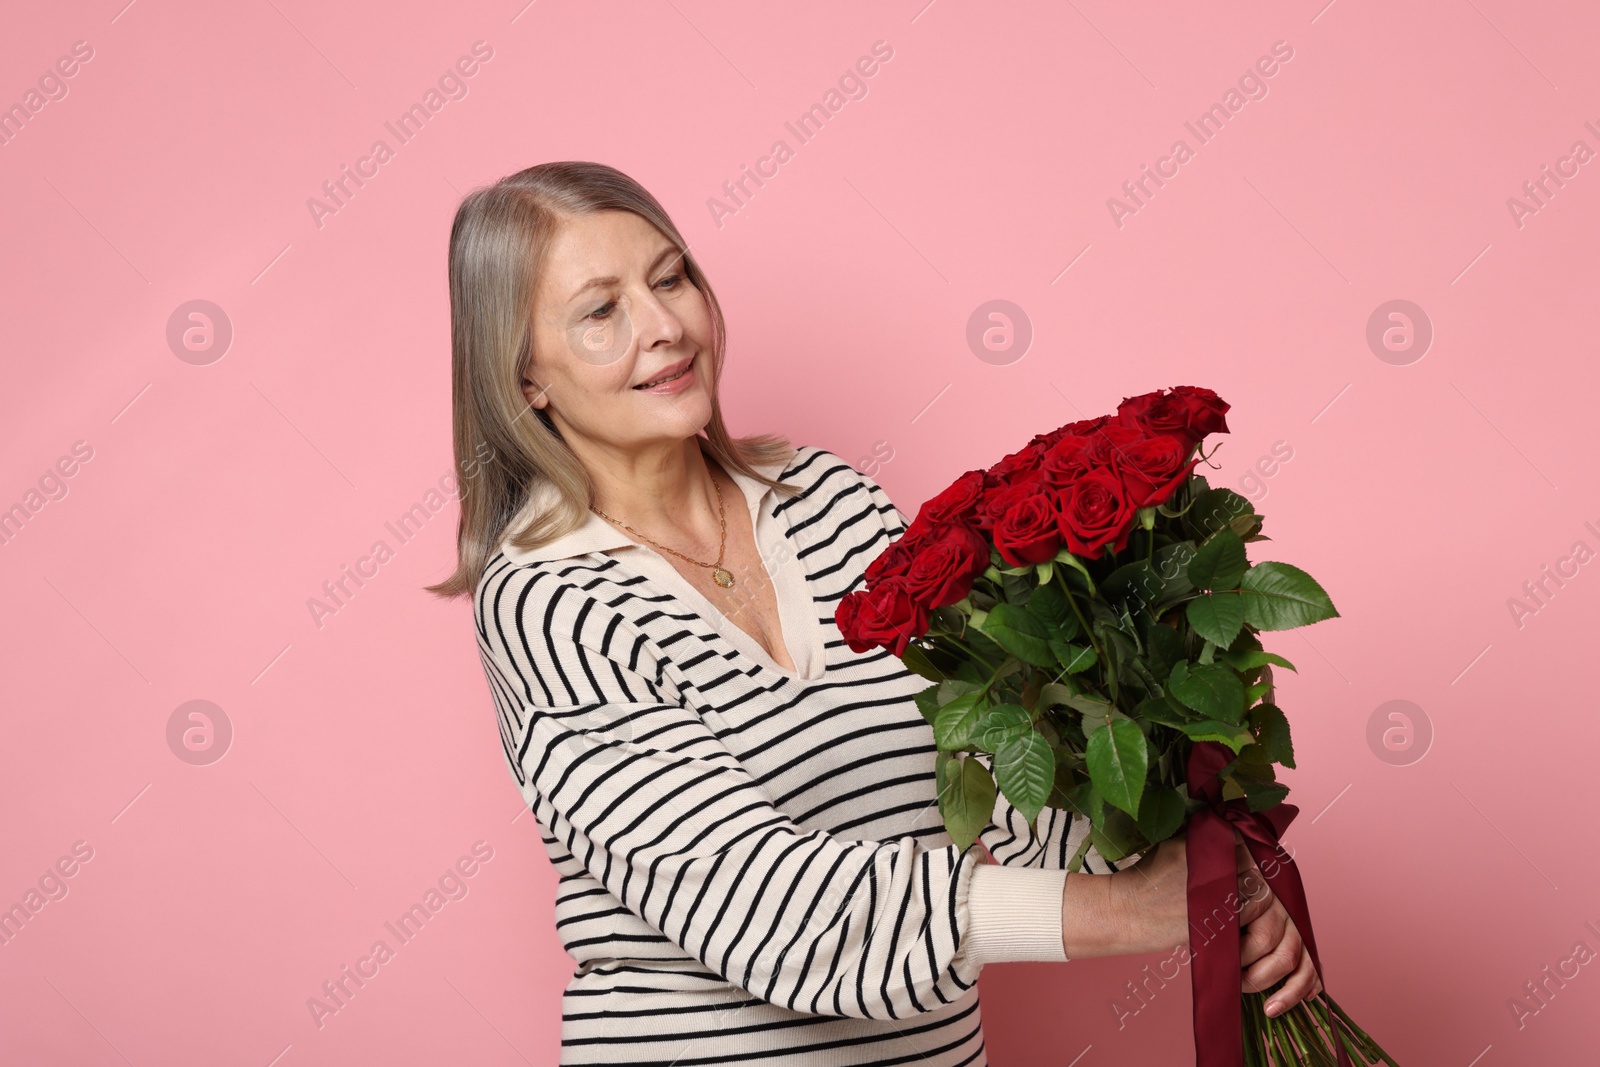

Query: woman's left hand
[1234,833,1323,1017]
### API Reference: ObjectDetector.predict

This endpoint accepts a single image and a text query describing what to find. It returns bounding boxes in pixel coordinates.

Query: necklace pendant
[712,567,735,588]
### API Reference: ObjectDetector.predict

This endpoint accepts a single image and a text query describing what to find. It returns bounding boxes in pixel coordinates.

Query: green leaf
[1044,751,1082,810]
[1229,513,1264,540]
[1187,594,1246,648]
[979,602,1058,667]
[1238,562,1339,631]
[899,640,946,682]
[1248,703,1296,769]
[1089,806,1145,862]
[952,659,990,686]
[1086,718,1148,817]
[1098,621,1139,670]
[994,733,1055,826]
[1027,582,1078,640]
[938,678,983,699]
[1135,694,1191,728]
[1000,568,1036,606]
[1244,681,1272,706]
[1065,780,1105,831]
[1103,561,1165,613]
[1135,786,1187,844]
[1167,662,1247,723]
[975,704,1033,751]
[933,693,986,750]
[1063,694,1116,719]
[1187,527,1248,590]
[1189,488,1256,541]
[939,755,997,851]
[1066,831,1095,873]
[1039,682,1078,710]
[1216,649,1298,674]
[1051,641,1098,674]
[1152,542,1198,599]
[1079,705,1131,737]
[1179,719,1254,752]
[1240,779,1290,812]
[1121,652,1163,700]
[1141,617,1183,680]
[1036,559,1054,586]
[913,684,941,727]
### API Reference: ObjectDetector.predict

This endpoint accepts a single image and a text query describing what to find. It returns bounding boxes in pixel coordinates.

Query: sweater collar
[499,442,794,565]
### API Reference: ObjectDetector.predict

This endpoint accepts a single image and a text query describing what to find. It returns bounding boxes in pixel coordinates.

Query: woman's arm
[478,559,1074,1021]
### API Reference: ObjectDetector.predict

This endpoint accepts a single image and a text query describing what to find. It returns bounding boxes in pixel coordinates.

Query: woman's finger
[1239,899,1286,972]
[1265,942,1320,1018]
[1241,909,1302,996]
[1237,865,1274,927]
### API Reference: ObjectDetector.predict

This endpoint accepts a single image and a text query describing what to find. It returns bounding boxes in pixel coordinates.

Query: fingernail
[1264,999,1280,1017]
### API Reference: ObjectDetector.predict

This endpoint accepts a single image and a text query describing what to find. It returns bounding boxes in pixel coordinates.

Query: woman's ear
[521,369,548,411]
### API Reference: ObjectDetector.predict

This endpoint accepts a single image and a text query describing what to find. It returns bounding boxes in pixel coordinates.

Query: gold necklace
[591,472,736,588]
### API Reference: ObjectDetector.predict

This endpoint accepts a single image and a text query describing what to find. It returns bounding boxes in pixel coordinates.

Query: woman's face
[524,210,714,450]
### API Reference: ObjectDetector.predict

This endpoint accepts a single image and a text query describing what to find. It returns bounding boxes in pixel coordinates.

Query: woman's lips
[633,360,695,395]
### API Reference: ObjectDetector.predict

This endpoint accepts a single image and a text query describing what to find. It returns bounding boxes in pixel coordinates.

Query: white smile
[636,364,690,388]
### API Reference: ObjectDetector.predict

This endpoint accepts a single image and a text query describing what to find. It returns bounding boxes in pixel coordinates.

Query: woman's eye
[587,300,616,320]
[656,273,682,290]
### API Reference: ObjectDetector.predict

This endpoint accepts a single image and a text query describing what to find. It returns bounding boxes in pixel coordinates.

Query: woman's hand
[1109,835,1193,955]
[1235,833,1323,1017]
[1061,827,1325,1021]
[1061,835,1188,958]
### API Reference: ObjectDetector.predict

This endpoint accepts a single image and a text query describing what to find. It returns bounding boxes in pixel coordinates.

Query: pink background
[3,1,1598,1063]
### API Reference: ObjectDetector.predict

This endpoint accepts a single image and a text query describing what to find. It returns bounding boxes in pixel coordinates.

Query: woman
[430,161,1320,1065]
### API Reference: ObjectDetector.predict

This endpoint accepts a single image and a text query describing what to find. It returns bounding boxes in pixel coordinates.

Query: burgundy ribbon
[1183,740,1351,1067]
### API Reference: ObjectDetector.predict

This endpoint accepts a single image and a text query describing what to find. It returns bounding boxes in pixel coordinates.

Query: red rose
[836,590,868,647]
[1029,414,1108,453]
[1040,434,1097,488]
[1055,469,1138,559]
[992,489,1064,566]
[865,534,917,584]
[917,470,986,527]
[988,440,1048,484]
[1118,386,1230,444]
[1117,390,1190,439]
[904,523,991,609]
[1115,433,1202,507]
[836,578,929,656]
[1169,386,1230,438]
[978,474,1044,533]
[1064,414,1113,435]
[1081,421,1147,467]
[903,469,988,543]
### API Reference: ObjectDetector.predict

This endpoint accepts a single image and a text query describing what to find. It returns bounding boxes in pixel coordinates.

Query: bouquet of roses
[836,386,1399,1067]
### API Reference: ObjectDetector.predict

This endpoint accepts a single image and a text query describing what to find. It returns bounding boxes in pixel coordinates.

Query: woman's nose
[631,288,683,347]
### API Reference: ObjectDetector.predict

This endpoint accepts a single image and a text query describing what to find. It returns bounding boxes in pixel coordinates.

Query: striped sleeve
[841,454,1137,877]
[483,565,1014,1021]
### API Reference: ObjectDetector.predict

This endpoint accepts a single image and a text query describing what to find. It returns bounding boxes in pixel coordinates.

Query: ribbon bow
[1184,740,1351,1066]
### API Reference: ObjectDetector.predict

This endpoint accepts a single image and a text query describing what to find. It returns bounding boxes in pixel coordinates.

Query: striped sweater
[473,442,1126,1066]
